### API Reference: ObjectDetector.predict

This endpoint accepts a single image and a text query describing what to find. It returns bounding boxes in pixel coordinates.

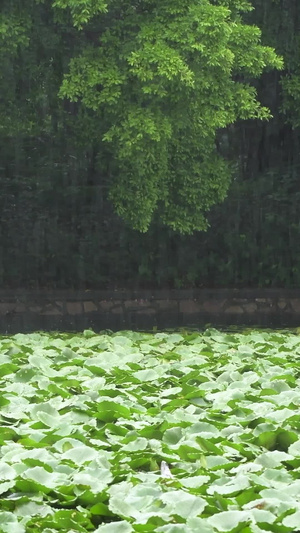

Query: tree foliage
[1,0,300,288]
[53,0,282,231]
[1,1,281,232]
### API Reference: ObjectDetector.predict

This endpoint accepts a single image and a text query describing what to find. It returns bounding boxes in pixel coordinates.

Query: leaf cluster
[0,329,300,531]
[55,0,282,232]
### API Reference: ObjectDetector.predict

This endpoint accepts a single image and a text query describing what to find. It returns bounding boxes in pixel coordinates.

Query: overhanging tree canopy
[54,0,282,232]
[1,0,282,232]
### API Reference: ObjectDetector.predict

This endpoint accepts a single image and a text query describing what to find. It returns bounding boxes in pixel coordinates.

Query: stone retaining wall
[0,289,300,333]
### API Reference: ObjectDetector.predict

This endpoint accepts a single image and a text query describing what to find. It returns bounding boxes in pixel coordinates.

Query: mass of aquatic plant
[0,329,300,532]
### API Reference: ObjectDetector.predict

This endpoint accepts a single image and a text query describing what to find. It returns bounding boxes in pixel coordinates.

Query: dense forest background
[1,0,300,290]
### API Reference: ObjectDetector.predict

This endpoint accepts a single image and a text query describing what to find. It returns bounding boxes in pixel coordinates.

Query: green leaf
[186,422,220,439]
[207,511,250,531]
[163,428,183,445]
[186,518,215,533]
[96,400,132,422]
[207,474,250,495]
[22,466,68,490]
[0,512,26,533]
[122,438,148,452]
[14,501,53,518]
[61,445,98,464]
[0,463,17,482]
[95,522,133,532]
[0,364,19,378]
[180,475,210,488]
[83,329,96,338]
[282,510,300,528]
[133,369,160,382]
[161,490,206,518]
